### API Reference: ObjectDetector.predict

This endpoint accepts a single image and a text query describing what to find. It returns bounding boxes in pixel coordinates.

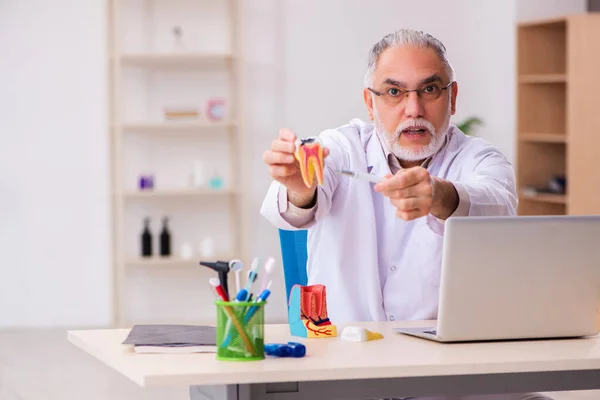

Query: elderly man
[259,30,551,400]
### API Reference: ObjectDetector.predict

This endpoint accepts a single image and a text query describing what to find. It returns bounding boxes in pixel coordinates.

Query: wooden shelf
[118,53,233,66]
[125,256,235,267]
[517,16,566,28]
[517,14,600,217]
[519,74,567,83]
[519,191,567,204]
[519,133,567,143]
[122,120,235,133]
[123,188,236,199]
[518,83,566,134]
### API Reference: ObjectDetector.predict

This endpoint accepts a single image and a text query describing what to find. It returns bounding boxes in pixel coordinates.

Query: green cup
[215,300,265,361]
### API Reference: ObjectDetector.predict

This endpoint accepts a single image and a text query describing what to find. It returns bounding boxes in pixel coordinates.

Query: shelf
[517,18,565,76]
[125,256,235,267]
[517,16,566,28]
[123,188,236,198]
[519,191,567,204]
[109,0,245,326]
[519,74,567,83]
[122,120,235,133]
[518,83,565,134]
[519,133,567,143]
[118,53,234,66]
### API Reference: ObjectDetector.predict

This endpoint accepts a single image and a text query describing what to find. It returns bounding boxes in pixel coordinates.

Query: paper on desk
[122,324,217,347]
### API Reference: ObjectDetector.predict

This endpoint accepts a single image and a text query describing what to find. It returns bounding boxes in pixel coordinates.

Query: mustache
[393,118,436,137]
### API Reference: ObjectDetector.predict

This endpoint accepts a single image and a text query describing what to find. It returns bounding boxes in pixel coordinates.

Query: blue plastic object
[264,342,306,358]
[277,229,309,302]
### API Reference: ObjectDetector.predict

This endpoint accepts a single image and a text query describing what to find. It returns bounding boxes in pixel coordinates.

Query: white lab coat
[260,118,518,324]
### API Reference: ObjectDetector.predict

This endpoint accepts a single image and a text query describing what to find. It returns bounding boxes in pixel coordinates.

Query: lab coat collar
[366,127,393,178]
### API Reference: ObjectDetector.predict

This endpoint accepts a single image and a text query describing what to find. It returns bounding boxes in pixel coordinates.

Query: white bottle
[199,237,215,258]
[180,241,193,260]
[192,160,206,188]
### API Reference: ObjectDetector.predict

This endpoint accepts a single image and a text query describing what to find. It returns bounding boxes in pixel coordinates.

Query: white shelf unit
[108,0,245,326]
[119,53,235,65]
[124,255,237,268]
[122,120,236,133]
[123,188,237,198]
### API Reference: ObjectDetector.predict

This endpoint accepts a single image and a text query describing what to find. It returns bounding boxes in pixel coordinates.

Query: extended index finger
[375,169,425,192]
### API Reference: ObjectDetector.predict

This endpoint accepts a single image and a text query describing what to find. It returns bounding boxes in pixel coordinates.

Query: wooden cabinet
[516,14,600,215]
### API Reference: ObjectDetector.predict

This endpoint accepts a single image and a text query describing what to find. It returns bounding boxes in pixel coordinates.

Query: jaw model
[294,137,324,188]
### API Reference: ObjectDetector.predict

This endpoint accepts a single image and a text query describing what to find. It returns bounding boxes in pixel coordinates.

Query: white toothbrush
[260,257,276,292]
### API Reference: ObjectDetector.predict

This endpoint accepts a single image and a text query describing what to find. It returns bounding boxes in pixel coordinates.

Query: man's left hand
[373,167,434,221]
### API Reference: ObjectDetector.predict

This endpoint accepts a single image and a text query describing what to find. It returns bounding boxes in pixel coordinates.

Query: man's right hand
[262,128,329,208]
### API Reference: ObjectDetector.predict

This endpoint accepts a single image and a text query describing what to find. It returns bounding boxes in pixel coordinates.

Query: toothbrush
[222,280,274,348]
[228,259,244,294]
[259,257,275,292]
[243,280,272,324]
[235,269,241,294]
[243,257,261,301]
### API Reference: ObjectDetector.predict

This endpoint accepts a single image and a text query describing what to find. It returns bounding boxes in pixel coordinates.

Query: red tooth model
[294,137,325,188]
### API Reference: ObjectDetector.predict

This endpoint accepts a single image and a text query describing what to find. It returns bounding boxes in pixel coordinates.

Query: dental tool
[337,169,384,184]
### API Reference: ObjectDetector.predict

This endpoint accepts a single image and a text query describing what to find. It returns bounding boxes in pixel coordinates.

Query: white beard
[373,101,451,162]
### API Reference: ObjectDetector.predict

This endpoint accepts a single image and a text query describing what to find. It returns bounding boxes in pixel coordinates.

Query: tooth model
[294,137,324,188]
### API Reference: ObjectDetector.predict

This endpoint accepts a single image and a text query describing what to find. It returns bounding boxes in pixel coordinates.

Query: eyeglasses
[368,81,453,106]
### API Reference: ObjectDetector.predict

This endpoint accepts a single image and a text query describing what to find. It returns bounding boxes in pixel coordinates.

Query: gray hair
[364,29,455,87]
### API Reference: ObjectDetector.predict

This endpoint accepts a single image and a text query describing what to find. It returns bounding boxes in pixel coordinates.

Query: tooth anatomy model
[294,137,325,188]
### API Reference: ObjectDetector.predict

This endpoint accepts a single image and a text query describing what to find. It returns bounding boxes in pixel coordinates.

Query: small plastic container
[215,300,265,361]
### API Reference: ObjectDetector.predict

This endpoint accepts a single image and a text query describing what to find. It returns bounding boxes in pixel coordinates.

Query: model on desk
[288,284,337,338]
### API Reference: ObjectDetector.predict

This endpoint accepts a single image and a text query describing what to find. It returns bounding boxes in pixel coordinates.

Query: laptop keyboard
[424,329,437,335]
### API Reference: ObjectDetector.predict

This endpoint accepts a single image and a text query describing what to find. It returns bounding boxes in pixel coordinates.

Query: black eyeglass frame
[367,81,454,101]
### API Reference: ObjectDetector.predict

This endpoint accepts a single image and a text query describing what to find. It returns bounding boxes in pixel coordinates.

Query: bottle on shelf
[141,217,152,257]
[209,170,224,190]
[199,237,215,258]
[138,174,154,191]
[160,217,171,257]
[191,160,207,188]
[180,241,193,260]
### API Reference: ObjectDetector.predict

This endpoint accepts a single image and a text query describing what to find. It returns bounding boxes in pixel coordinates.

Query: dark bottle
[160,216,171,257]
[141,217,152,257]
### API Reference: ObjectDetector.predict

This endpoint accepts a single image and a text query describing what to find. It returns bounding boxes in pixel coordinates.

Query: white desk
[68,321,600,400]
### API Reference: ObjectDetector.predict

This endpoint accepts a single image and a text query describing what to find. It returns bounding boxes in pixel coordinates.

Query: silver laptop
[395,215,600,342]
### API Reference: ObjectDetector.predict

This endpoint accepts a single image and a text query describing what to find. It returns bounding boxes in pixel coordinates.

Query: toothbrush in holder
[222,280,272,348]
[242,257,261,301]
[243,280,272,324]
[259,257,275,293]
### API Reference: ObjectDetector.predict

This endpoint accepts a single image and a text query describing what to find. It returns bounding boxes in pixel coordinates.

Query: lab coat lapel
[365,131,392,178]
[359,130,391,320]
[345,126,387,321]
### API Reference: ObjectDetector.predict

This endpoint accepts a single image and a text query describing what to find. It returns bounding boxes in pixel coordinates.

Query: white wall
[0,0,111,327]
[281,0,516,162]
[0,0,291,328]
[0,0,589,328]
